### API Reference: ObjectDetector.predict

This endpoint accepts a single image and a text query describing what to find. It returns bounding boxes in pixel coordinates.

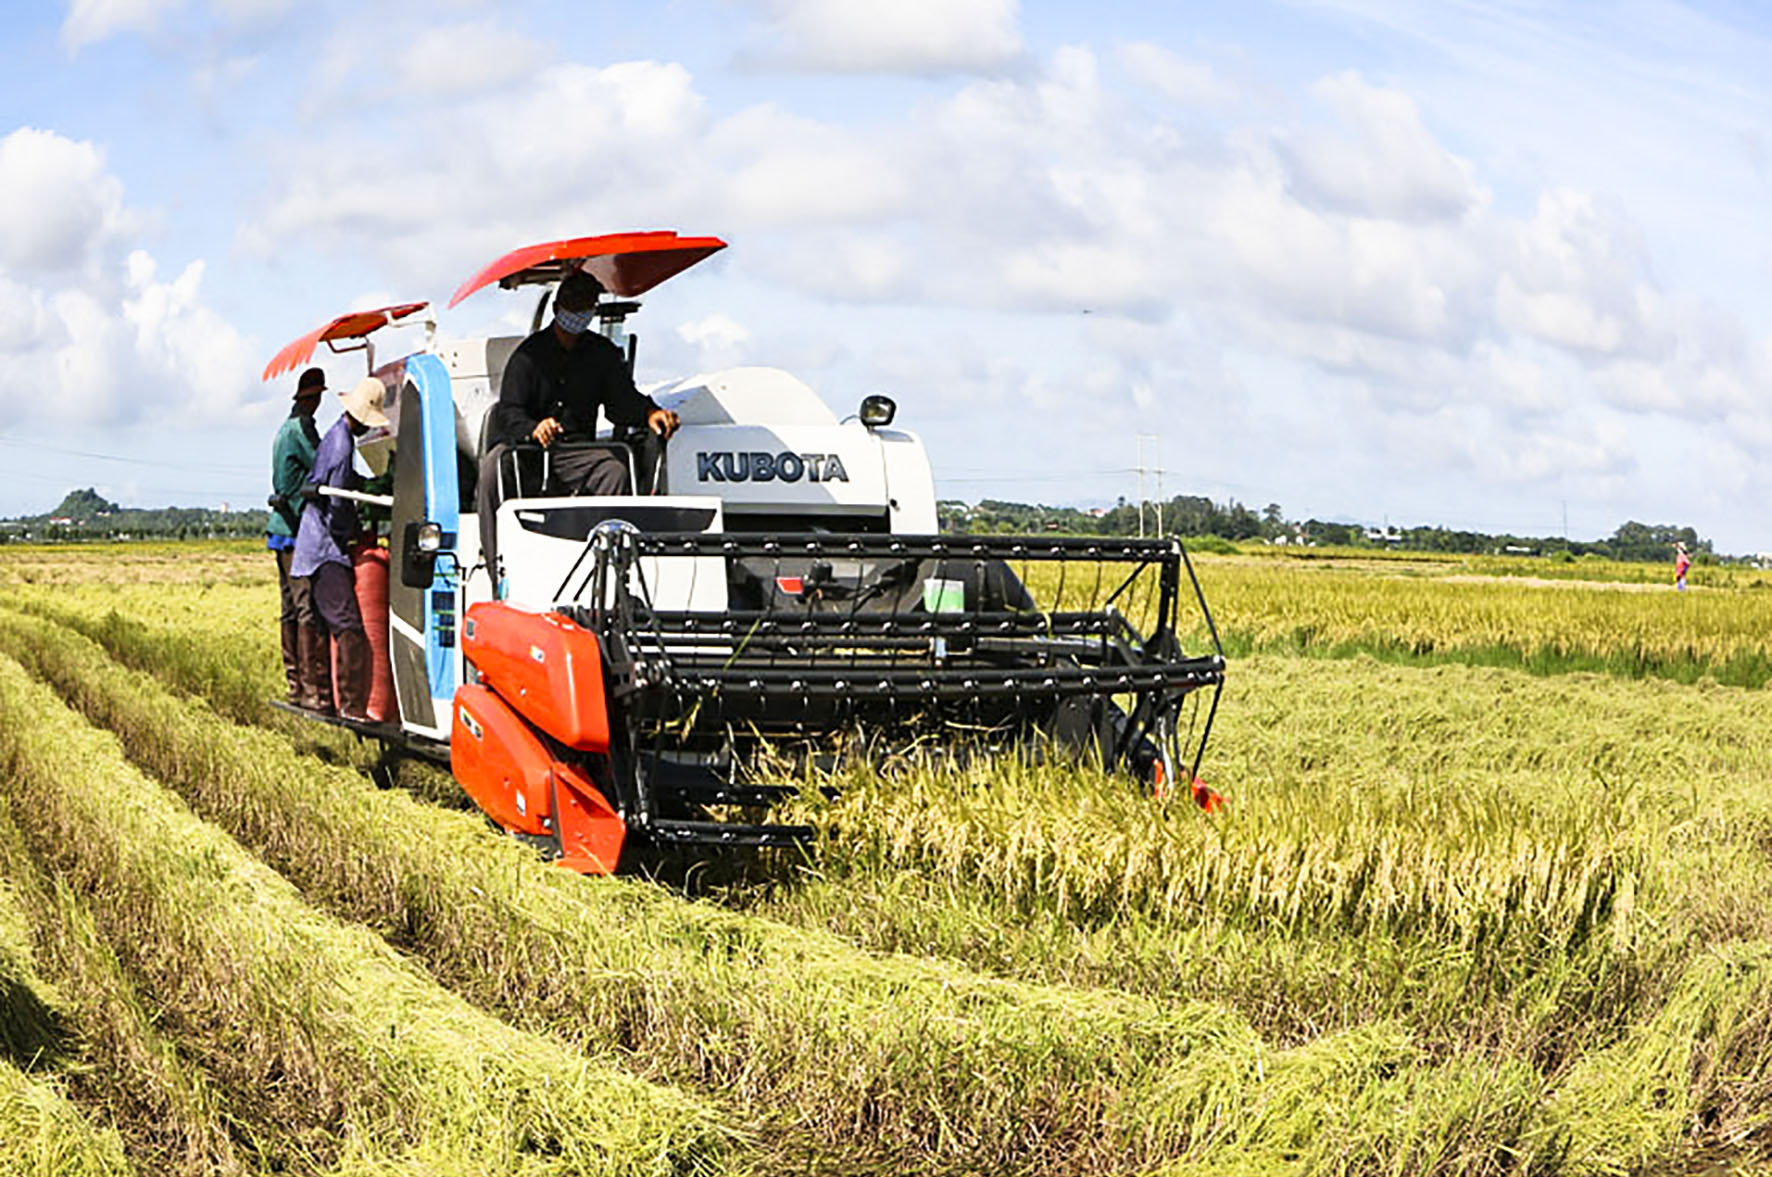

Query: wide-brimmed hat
[339,376,390,429]
[295,366,327,399]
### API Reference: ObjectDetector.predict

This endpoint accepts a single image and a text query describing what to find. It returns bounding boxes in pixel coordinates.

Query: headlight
[859,394,897,427]
[417,521,442,553]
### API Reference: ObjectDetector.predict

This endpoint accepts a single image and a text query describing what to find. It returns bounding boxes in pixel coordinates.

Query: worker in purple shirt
[291,376,388,722]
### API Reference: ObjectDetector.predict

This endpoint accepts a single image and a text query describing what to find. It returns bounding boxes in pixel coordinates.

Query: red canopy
[447,231,727,307]
[262,302,430,382]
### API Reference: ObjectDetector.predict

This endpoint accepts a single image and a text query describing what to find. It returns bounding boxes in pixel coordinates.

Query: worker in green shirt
[267,367,333,711]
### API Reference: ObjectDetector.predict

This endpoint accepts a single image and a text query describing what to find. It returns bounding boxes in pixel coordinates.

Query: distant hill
[47,487,122,522]
[2,487,269,542]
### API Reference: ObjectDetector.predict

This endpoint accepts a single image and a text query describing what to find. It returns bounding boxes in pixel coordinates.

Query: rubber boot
[280,621,301,704]
[334,629,373,723]
[297,624,336,716]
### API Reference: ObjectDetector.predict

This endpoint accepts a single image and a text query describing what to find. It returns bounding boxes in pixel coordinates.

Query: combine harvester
[264,231,1226,873]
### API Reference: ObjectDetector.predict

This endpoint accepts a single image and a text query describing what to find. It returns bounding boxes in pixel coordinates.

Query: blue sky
[2,0,1770,550]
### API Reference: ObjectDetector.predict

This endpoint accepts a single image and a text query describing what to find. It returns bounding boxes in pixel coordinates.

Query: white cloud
[1116,42,1236,106]
[209,0,295,20]
[61,0,184,52]
[0,276,53,352]
[1495,189,1675,362]
[0,129,261,429]
[716,107,911,226]
[122,252,261,420]
[1277,72,1480,223]
[0,128,132,276]
[742,0,1022,74]
[245,58,716,291]
[395,20,550,98]
[674,311,752,371]
[677,313,750,349]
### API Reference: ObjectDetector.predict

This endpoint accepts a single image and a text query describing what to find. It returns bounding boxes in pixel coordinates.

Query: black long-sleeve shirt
[490,326,659,448]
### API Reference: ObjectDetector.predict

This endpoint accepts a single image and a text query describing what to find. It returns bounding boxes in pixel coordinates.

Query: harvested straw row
[0,795,259,1177]
[0,651,732,1177]
[1527,940,1772,1173]
[0,1059,133,1177]
[0,870,66,1070]
[0,848,136,1177]
[7,592,275,726]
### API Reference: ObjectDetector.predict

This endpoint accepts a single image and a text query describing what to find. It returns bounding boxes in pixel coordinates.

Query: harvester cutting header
[266,230,1227,873]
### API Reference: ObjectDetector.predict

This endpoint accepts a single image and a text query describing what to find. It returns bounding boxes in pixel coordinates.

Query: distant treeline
[2,486,1715,562]
[940,497,1713,563]
[0,488,268,543]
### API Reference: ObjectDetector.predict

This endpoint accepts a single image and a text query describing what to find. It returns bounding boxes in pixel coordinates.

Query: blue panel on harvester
[406,352,460,704]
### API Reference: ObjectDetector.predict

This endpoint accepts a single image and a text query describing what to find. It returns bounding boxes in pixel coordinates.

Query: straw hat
[339,376,389,429]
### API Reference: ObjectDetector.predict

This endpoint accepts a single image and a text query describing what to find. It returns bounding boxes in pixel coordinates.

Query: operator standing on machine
[476,269,680,586]
[268,366,331,711]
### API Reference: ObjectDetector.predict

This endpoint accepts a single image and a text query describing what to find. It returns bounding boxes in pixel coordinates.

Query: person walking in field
[292,376,388,721]
[1675,541,1692,592]
[268,366,331,709]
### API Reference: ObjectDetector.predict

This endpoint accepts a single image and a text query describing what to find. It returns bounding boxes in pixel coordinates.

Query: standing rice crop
[0,651,732,1177]
[1184,560,1772,685]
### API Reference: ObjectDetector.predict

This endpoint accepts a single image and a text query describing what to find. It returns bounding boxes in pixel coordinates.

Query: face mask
[555,306,595,335]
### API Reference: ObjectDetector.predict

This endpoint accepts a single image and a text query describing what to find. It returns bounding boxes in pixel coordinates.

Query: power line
[0,436,261,475]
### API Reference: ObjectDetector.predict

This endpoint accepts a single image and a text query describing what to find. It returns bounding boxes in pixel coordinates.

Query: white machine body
[424,337,937,616]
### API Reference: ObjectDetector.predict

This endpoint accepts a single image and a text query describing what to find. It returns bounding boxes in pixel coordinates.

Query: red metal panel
[450,683,555,837]
[262,302,429,381]
[462,602,611,752]
[552,761,626,875]
[446,231,727,306]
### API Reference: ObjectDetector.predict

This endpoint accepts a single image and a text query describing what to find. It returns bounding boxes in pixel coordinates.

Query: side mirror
[401,520,442,589]
[859,394,897,429]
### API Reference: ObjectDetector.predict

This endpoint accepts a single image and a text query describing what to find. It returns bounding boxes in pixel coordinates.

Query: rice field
[1,539,1770,1175]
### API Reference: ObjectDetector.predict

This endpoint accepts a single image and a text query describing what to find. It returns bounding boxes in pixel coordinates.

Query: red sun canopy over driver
[447,231,727,307]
